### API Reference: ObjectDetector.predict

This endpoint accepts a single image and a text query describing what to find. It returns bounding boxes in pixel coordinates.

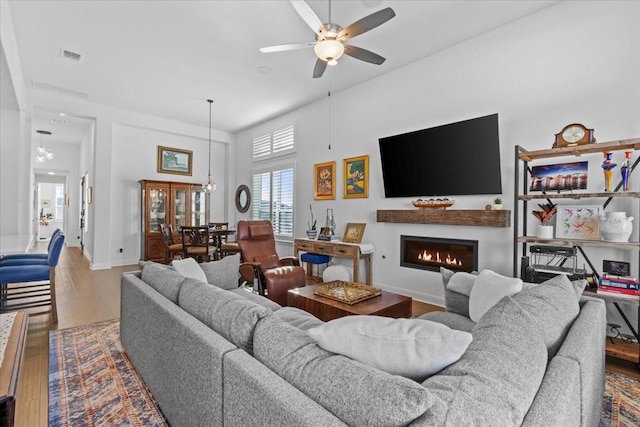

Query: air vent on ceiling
[32,80,89,99]
[60,49,82,62]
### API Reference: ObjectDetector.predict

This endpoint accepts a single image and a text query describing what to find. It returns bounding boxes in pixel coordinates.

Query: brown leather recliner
[236,220,305,306]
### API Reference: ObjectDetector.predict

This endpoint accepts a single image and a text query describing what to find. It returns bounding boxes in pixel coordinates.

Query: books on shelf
[597,285,640,299]
[600,275,639,290]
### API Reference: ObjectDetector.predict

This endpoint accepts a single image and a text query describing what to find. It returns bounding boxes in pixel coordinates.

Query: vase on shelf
[601,152,617,192]
[536,225,554,239]
[620,150,633,191]
[600,212,634,242]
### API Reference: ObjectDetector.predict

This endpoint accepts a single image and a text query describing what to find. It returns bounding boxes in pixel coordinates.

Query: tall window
[251,125,296,240]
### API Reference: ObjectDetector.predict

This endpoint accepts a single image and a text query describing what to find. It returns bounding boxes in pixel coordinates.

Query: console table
[294,239,373,284]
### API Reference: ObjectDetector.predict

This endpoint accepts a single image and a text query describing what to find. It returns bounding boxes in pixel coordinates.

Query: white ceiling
[8,0,558,143]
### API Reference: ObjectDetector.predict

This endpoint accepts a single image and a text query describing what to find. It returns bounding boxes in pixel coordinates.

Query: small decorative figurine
[620,151,633,191]
[601,152,617,192]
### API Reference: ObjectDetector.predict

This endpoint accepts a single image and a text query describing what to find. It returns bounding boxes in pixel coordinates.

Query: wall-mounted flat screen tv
[378,113,502,197]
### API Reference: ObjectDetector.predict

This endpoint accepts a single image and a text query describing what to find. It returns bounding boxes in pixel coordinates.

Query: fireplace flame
[417,250,463,267]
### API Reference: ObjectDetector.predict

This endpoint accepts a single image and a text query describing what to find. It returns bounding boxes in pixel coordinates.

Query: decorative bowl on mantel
[412,198,455,210]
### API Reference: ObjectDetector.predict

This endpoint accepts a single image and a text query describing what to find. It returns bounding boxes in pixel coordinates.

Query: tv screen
[378,113,502,198]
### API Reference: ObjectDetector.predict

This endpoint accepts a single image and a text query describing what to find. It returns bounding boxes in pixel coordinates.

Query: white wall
[236,0,640,317]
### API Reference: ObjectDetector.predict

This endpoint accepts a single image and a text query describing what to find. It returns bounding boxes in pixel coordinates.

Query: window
[55,185,64,220]
[252,125,295,160]
[251,165,294,240]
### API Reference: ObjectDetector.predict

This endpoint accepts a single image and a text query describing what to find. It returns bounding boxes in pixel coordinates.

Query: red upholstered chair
[236,220,305,306]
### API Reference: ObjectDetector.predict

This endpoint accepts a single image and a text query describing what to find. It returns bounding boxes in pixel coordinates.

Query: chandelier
[35,130,54,164]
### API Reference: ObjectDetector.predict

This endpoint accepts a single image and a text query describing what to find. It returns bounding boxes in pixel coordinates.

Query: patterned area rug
[48,319,168,426]
[601,369,640,427]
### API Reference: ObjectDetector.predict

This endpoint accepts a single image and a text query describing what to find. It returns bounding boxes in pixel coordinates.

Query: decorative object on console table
[531,201,557,239]
[157,146,193,176]
[621,151,633,191]
[600,212,634,243]
[343,155,369,199]
[343,223,366,244]
[556,205,600,240]
[602,152,617,192]
[306,204,317,239]
[553,123,595,148]
[314,161,336,200]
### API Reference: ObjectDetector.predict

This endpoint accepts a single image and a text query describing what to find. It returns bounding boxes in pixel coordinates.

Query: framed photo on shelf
[157,146,193,176]
[343,155,369,199]
[314,161,336,200]
[556,205,600,240]
[343,223,366,243]
[529,161,588,192]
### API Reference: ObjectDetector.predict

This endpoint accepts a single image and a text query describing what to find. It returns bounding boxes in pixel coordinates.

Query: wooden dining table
[209,228,236,260]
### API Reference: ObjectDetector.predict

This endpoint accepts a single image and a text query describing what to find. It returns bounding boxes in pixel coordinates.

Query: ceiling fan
[260,0,395,78]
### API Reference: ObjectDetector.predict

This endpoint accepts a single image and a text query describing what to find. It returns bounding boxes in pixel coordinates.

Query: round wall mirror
[235,185,251,213]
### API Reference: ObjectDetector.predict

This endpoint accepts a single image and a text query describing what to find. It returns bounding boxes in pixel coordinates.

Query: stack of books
[597,274,639,299]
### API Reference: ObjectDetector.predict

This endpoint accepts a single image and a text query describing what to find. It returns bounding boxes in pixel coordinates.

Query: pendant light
[203,99,216,194]
[35,130,54,163]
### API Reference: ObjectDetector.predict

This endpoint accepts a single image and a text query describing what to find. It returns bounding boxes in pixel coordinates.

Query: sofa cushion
[200,253,241,289]
[141,261,187,304]
[468,269,523,322]
[421,296,548,426]
[229,287,282,311]
[275,307,324,331]
[172,257,208,283]
[512,274,580,357]
[418,311,475,333]
[178,279,270,354]
[440,267,474,317]
[308,316,472,381]
[253,315,434,426]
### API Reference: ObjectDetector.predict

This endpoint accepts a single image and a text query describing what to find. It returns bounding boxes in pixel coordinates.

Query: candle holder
[620,150,633,191]
[601,152,617,192]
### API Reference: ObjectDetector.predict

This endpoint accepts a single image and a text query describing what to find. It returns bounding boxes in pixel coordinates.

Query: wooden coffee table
[287,283,412,322]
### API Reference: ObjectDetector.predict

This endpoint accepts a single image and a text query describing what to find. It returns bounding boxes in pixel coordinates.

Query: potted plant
[306,204,317,239]
[492,197,503,210]
[531,201,557,239]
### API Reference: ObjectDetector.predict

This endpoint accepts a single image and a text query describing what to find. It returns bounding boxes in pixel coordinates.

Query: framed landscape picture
[343,223,366,243]
[314,161,336,200]
[343,155,369,199]
[556,205,600,240]
[157,146,193,176]
[529,161,588,192]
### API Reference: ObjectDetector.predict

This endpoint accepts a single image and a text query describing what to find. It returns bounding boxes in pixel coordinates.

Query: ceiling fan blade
[344,45,385,65]
[313,59,327,78]
[290,0,324,36]
[338,7,395,41]
[260,42,316,53]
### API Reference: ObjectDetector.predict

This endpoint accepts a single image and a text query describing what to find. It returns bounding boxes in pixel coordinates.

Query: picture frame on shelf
[157,146,193,176]
[529,161,588,192]
[342,223,366,243]
[314,161,336,200]
[556,205,600,240]
[343,155,369,199]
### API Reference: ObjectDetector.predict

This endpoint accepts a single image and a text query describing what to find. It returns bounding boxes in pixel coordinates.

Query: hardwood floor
[12,244,640,426]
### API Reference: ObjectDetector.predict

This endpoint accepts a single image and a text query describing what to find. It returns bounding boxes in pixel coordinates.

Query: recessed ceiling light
[257,66,272,75]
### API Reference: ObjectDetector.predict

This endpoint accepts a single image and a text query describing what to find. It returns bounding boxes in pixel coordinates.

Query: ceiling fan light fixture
[314,39,344,63]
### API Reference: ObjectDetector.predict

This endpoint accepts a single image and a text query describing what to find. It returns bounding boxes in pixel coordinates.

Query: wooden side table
[0,311,28,427]
[294,239,373,284]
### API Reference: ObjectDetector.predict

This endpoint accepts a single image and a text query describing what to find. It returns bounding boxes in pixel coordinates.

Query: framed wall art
[157,146,193,176]
[343,155,369,199]
[343,223,366,243]
[314,161,336,200]
[556,205,600,240]
[529,161,588,192]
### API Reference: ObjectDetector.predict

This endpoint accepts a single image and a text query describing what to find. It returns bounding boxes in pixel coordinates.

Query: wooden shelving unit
[376,209,510,227]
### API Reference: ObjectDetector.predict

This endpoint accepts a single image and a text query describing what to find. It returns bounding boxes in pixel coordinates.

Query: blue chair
[0,232,65,323]
[0,228,61,265]
[300,252,331,283]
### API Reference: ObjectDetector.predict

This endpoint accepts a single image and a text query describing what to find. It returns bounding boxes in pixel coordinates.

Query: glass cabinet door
[149,187,168,232]
[173,187,187,229]
[191,188,207,226]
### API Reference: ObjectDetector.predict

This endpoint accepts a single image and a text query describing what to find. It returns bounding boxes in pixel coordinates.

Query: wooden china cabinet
[139,180,209,262]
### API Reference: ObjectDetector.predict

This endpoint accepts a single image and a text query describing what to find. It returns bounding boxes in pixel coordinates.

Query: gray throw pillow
[141,261,187,304]
[199,253,241,290]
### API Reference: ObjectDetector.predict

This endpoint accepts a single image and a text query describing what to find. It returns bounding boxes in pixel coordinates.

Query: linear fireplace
[400,235,478,273]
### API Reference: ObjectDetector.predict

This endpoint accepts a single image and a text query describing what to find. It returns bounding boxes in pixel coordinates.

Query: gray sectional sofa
[120,262,606,427]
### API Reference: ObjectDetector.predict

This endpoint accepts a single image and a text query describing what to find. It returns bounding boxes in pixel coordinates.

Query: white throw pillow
[468,269,523,322]
[308,315,472,381]
[171,257,207,283]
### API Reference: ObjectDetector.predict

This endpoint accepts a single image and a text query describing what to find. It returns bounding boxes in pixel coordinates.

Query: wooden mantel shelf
[376,209,511,227]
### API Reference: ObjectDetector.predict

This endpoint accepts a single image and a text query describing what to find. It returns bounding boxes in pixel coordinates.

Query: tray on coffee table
[313,280,382,305]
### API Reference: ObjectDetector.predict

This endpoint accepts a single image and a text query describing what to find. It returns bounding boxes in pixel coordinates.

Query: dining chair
[160,224,183,264]
[209,222,240,259]
[181,226,212,263]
